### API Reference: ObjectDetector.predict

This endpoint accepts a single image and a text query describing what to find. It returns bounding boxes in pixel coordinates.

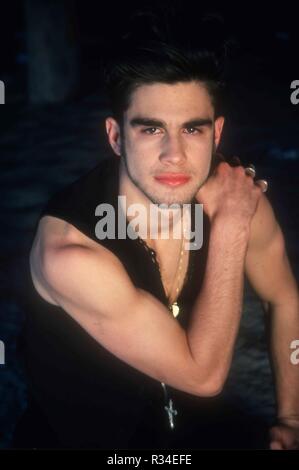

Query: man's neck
[118,160,187,251]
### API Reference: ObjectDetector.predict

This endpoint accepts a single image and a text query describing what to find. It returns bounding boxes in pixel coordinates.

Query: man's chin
[148,194,194,208]
[150,180,202,207]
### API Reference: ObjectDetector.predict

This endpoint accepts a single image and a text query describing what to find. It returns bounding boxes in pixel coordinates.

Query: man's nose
[159,134,186,165]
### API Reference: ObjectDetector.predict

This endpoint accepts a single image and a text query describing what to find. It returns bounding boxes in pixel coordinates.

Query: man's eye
[184,127,202,134]
[142,127,161,135]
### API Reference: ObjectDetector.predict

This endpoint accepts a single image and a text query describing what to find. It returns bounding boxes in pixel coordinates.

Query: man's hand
[270,419,299,450]
[195,154,264,230]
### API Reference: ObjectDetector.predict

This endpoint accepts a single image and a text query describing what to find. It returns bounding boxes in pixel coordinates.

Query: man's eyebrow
[182,118,213,128]
[129,117,213,128]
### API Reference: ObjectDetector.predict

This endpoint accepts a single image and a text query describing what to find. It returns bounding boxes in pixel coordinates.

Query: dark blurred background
[0,0,298,448]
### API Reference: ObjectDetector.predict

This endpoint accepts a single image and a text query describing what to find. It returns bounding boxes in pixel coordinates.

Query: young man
[14,20,299,450]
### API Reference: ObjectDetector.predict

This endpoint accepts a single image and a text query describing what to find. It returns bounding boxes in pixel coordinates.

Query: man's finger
[215,152,226,162]
[229,155,242,167]
[270,440,283,450]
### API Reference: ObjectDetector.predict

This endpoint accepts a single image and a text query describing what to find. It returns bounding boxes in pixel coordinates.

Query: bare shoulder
[247,193,282,251]
[36,215,102,250]
[245,192,297,306]
[30,215,118,306]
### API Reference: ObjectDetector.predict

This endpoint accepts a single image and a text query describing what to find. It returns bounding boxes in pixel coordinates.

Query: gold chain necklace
[161,229,187,430]
[137,226,188,430]
[159,228,185,429]
[167,227,187,318]
[137,226,187,316]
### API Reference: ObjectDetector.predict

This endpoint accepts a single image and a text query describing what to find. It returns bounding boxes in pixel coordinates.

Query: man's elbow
[196,371,227,397]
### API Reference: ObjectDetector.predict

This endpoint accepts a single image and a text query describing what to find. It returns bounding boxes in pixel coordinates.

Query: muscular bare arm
[31,162,261,399]
[245,193,299,449]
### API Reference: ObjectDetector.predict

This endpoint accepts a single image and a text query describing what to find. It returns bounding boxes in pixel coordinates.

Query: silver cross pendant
[164,398,178,429]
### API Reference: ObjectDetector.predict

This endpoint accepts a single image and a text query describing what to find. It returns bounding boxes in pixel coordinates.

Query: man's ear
[105,117,122,156]
[214,116,225,149]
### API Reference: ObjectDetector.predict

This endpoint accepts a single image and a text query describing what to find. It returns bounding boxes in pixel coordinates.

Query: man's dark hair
[101,6,233,127]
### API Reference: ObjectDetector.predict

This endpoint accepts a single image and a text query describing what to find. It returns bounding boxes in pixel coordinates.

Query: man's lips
[154,173,191,186]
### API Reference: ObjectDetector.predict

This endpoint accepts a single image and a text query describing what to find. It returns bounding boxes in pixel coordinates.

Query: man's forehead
[125,81,214,121]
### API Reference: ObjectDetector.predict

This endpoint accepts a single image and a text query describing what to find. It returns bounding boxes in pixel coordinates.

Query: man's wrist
[210,214,251,244]
[277,414,299,428]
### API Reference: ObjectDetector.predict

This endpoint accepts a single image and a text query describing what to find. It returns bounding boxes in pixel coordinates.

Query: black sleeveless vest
[18,157,211,448]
